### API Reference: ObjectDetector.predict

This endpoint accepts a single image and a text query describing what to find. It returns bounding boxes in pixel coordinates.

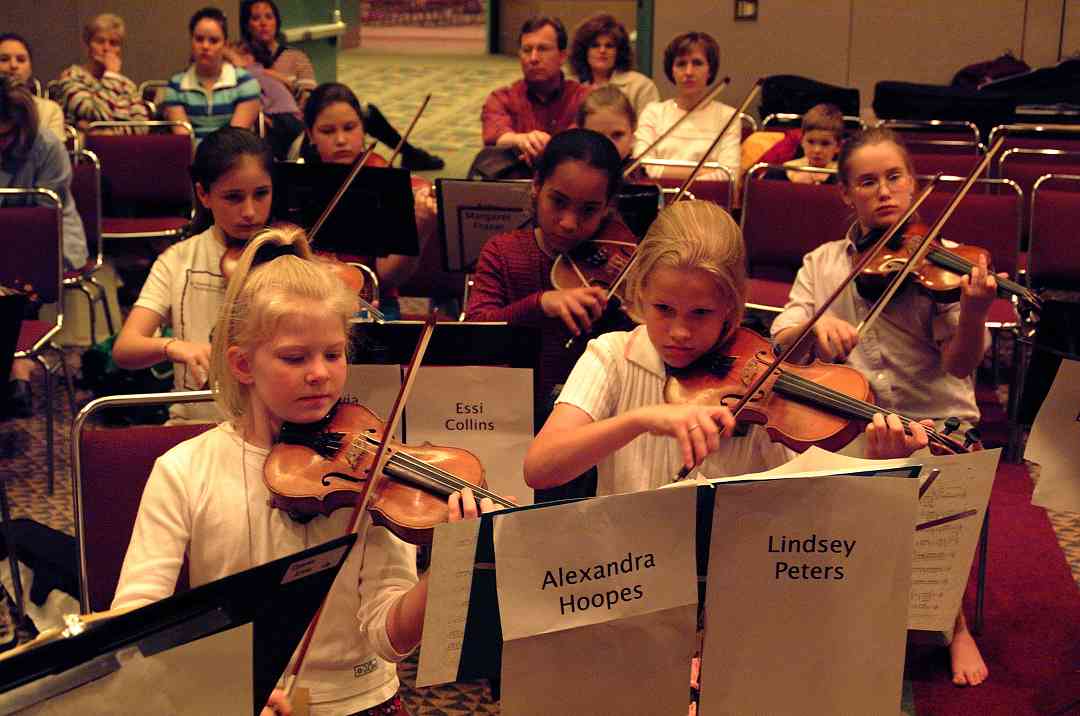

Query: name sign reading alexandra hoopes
[494,485,698,716]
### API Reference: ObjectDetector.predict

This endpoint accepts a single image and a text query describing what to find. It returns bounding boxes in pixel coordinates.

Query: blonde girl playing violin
[524,199,931,495]
[770,127,997,686]
[113,127,273,424]
[113,226,495,716]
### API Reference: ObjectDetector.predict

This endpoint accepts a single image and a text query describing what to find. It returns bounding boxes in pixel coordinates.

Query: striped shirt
[162,63,260,139]
[57,64,151,129]
[556,326,794,495]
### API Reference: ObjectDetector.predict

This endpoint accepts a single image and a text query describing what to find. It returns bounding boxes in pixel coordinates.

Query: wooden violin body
[550,239,637,301]
[665,328,873,453]
[264,403,488,545]
[855,223,1039,308]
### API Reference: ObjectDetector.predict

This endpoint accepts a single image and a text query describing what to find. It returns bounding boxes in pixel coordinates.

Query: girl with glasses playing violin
[770,127,998,686]
[113,226,496,716]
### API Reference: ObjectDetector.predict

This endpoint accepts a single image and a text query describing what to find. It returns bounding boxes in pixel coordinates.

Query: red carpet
[908,463,1080,714]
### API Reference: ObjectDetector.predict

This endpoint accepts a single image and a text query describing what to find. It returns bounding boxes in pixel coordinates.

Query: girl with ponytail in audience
[113,127,273,423]
[113,225,497,715]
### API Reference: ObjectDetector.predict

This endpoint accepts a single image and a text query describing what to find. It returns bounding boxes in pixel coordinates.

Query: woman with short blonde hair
[56,12,151,131]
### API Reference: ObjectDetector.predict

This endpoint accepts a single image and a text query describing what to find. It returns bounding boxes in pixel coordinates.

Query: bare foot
[950,621,989,686]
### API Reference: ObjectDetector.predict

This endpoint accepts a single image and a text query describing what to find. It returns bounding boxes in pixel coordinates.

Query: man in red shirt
[481,16,590,164]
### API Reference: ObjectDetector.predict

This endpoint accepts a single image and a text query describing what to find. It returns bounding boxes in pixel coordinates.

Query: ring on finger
[687,424,701,433]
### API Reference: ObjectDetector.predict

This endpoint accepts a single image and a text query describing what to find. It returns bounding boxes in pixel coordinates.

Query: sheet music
[416,519,482,687]
[908,449,999,632]
[1026,358,1080,513]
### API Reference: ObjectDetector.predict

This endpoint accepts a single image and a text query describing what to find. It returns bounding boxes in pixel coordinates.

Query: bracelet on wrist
[163,338,178,361]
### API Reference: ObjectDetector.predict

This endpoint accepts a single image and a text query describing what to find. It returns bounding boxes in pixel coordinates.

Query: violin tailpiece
[278,423,345,459]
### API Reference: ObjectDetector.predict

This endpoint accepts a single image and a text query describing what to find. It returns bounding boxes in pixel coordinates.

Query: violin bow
[623,77,731,179]
[673,176,964,480]
[387,93,432,166]
[285,312,439,701]
[856,136,1006,336]
[669,79,762,204]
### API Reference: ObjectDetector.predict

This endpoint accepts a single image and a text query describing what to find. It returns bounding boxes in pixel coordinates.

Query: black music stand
[0,291,28,635]
[272,162,419,257]
[0,534,356,716]
[435,178,532,273]
[615,183,661,239]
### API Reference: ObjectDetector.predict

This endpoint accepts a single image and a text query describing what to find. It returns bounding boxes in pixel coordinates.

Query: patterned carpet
[2,49,1078,715]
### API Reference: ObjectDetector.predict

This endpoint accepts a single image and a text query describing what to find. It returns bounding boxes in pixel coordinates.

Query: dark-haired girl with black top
[240,0,444,171]
[113,127,273,423]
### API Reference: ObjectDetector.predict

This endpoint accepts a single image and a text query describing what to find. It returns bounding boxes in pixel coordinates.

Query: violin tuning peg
[963,428,981,450]
[943,417,961,435]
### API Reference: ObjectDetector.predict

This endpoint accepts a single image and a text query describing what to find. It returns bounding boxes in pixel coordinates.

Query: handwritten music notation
[907,451,998,632]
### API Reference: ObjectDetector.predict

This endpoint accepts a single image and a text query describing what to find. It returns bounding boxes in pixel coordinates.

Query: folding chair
[0,188,76,495]
[739,162,850,312]
[988,123,1080,154]
[640,160,735,210]
[71,390,215,613]
[63,124,80,153]
[878,119,982,155]
[739,112,758,141]
[65,148,115,345]
[996,148,1080,248]
[918,176,1024,385]
[84,120,195,243]
[1008,174,1080,462]
[137,79,169,110]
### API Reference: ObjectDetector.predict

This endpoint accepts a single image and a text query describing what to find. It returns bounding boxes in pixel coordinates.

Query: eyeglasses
[850,170,912,195]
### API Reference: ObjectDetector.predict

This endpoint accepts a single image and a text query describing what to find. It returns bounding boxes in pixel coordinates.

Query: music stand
[615,183,661,239]
[0,534,356,716]
[0,291,28,630]
[435,179,532,273]
[272,162,419,257]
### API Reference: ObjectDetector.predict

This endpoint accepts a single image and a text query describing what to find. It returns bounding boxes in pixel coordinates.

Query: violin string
[772,371,960,450]
[347,434,513,506]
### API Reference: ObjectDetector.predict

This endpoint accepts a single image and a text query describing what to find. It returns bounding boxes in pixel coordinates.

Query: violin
[855,222,1041,309]
[665,327,970,455]
[264,401,514,544]
[550,237,637,302]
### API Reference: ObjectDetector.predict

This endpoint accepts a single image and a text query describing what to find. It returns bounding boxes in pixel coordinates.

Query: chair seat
[17,320,57,353]
[102,216,188,238]
[986,297,1018,327]
[746,277,793,310]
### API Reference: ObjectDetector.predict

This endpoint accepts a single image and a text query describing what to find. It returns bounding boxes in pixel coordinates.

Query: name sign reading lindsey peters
[701,472,918,715]
[494,486,698,716]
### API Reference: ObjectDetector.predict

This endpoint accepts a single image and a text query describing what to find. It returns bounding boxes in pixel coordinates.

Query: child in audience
[524,199,928,494]
[113,127,273,423]
[113,225,497,716]
[770,127,994,686]
[301,82,436,318]
[576,85,636,162]
[633,32,739,180]
[765,103,843,184]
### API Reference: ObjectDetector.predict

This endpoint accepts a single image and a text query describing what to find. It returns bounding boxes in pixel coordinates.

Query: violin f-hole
[322,471,366,486]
